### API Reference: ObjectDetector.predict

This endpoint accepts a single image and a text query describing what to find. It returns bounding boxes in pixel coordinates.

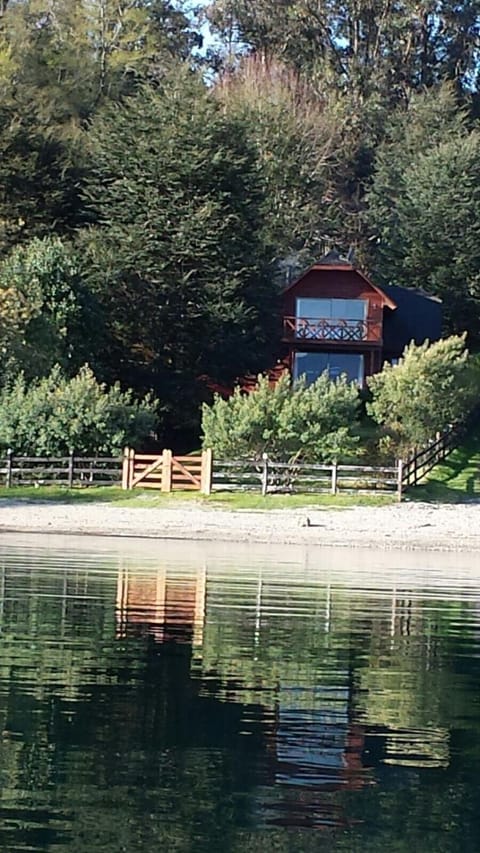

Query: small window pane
[296,298,331,318]
[293,352,329,383]
[331,299,366,320]
[294,352,364,385]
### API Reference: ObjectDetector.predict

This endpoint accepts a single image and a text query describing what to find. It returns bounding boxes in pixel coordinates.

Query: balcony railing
[283,316,382,344]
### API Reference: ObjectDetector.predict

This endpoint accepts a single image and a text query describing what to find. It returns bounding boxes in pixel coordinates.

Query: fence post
[331,461,338,495]
[121,447,130,490]
[397,459,404,502]
[6,448,12,488]
[68,449,75,488]
[261,453,269,496]
[161,449,172,493]
[201,448,213,496]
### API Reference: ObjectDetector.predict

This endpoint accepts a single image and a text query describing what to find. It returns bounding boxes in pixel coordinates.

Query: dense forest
[1,0,479,445]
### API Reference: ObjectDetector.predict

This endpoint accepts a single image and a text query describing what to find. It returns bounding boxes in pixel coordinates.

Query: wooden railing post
[397,459,404,502]
[331,461,338,495]
[122,447,130,490]
[6,448,12,488]
[261,453,269,496]
[129,448,135,489]
[161,449,172,492]
[201,448,213,495]
[68,449,75,488]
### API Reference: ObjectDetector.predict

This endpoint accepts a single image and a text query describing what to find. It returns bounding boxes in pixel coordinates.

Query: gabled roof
[283,255,397,310]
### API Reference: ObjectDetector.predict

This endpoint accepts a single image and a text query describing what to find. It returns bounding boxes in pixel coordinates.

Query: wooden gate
[122,448,212,494]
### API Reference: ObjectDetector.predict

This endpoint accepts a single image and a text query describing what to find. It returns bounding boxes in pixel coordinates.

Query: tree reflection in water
[0,541,479,851]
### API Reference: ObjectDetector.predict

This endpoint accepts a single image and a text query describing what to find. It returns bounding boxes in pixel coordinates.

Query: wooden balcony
[283,316,382,344]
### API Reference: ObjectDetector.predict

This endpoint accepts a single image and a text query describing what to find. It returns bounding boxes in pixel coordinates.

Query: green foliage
[0,1,197,122]
[0,104,85,255]
[0,236,98,380]
[0,1,198,256]
[368,87,480,341]
[216,56,343,267]
[409,431,480,503]
[367,335,477,453]
[1,0,480,450]
[206,1,480,101]
[0,365,159,454]
[82,68,278,424]
[202,371,361,462]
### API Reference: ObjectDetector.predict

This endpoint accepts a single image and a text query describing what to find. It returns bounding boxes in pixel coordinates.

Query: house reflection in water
[261,694,369,829]
[115,564,206,646]
[114,562,451,830]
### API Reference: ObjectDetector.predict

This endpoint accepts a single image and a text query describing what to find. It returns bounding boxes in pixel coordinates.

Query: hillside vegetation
[0,1,479,446]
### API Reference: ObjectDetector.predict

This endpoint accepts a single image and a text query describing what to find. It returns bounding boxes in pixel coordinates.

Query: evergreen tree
[367,87,480,342]
[0,1,198,254]
[215,56,343,271]
[81,68,278,428]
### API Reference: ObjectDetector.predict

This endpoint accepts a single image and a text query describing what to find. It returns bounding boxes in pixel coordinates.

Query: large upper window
[296,298,367,321]
[294,298,368,341]
[293,352,364,386]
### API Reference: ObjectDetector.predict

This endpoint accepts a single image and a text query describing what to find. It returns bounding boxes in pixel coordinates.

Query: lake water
[0,534,480,852]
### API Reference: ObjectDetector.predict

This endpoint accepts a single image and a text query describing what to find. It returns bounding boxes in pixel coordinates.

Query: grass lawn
[0,484,394,510]
[407,431,480,503]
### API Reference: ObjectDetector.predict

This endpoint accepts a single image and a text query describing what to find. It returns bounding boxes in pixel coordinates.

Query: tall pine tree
[81,68,278,428]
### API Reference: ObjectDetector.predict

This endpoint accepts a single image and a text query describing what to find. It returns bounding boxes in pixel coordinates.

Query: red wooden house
[205,250,442,395]
[278,249,442,388]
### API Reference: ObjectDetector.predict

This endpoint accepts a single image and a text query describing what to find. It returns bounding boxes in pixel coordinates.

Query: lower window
[293,352,364,385]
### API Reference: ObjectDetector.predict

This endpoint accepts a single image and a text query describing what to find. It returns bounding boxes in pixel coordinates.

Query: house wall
[283,268,384,326]
[282,266,386,385]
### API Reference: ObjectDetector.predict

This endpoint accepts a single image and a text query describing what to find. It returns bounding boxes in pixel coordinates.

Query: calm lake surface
[1,534,480,852]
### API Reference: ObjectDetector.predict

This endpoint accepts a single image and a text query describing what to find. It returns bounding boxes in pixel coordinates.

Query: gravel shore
[0,498,479,551]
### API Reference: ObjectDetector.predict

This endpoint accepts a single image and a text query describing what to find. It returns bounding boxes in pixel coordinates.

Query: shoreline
[0,499,479,552]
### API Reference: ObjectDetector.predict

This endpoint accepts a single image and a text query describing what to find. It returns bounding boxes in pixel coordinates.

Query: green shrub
[202,371,361,462]
[0,237,95,381]
[0,365,160,455]
[367,334,478,453]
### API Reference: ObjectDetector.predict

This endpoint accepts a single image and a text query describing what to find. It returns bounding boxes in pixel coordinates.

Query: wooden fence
[401,428,458,489]
[122,448,213,494]
[0,450,400,497]
[0,451,122,487]
[0,431,467,497]
[213,458,401,498]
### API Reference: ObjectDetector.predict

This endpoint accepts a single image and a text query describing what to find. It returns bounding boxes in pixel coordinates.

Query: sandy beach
[0,498,479,551]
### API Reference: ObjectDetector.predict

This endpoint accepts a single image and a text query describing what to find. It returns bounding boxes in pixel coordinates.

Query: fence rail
[0,451,401,497]
[213,458,400,497]
[402,429,458,488]
[0,425,469,498]
[0,451,122,487]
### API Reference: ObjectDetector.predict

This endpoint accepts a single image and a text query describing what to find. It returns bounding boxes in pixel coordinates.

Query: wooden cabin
[280,250,442,387]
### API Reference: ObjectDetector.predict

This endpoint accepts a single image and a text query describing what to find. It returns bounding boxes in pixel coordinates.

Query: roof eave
[283,263,398,310]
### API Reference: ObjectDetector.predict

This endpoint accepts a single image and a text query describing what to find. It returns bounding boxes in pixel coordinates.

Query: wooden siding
[282,268,388,330]
[280,266,391,385]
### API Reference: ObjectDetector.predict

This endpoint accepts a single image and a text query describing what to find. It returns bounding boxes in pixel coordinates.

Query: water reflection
[0,535,479,851]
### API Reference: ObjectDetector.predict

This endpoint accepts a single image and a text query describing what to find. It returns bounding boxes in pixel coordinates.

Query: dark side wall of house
[380,284,442,360]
